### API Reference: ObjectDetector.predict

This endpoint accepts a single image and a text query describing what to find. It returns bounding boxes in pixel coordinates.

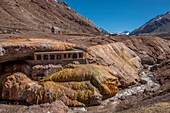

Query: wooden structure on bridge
[26,50,88,66]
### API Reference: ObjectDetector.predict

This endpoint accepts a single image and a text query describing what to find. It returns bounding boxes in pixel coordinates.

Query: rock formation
[31,64,62,80]
[0,64,118,107]
[39,64,118,106]
[114,36,170,65]
[151,60,170,93]
[0,38,143,88]
[0,72,39,102]
[0,38,75,63]
[87,42,143,87]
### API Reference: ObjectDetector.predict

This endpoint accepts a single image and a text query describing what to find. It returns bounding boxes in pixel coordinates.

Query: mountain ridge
[131,11,170,35]
[0,0,105,36]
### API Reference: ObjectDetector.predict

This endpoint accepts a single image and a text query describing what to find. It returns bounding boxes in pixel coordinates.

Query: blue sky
[64,0,170,33]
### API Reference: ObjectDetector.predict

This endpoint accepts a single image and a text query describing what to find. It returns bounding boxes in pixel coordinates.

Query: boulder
[0,72,40,102]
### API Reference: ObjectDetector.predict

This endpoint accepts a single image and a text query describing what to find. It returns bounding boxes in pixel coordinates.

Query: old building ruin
[26,50,88,66]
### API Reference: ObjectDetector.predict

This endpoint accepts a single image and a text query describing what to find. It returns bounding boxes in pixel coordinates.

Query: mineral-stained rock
[31,64,62,80]
[0,72,40,102]
[87,42,143,87]
[0,64,118,107]
[39,64,118,106]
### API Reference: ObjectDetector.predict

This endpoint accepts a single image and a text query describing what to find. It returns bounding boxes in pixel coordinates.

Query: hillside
[0,0,104,36]
[131,12,170,35]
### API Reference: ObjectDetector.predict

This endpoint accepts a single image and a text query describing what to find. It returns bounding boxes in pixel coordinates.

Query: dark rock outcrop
[31,64,62,80]
[154,60,170,93]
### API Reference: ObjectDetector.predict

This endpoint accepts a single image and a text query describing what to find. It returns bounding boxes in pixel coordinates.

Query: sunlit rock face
[0,64,118,107]
[87,42,143,87]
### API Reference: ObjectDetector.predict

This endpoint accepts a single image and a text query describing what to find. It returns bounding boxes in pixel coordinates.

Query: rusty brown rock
[87,42,143,87]
[0,72,40,102]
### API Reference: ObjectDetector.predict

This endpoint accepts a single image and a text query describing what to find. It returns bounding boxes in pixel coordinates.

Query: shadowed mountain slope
[131,12,170,35]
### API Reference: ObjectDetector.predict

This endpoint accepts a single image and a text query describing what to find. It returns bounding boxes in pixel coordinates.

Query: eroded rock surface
[40,64,118,106]
[0,64,118,107]
[31,64,62,80]
[0,72,40,102]
[87,42,143,87]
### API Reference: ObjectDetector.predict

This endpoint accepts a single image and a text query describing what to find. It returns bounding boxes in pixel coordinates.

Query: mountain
[131,12,170,35]
[119,31,130,36]
[0,0,104,36]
